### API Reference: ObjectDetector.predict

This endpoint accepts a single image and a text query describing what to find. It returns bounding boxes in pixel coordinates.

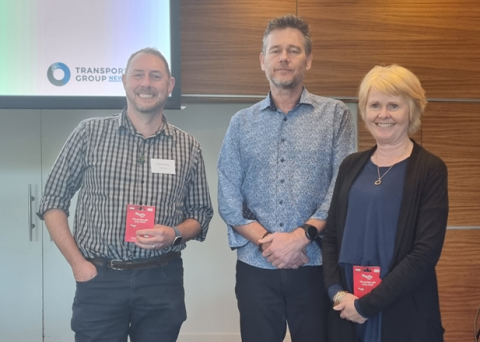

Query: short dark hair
[124,47,171,78]
[263,14,312,55]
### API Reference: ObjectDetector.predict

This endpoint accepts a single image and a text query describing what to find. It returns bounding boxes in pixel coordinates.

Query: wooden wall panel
[297,1,480,99]
[181,1,479,98]
[180,0,296,96]
[437,229,480,342]
[422,102,480,226]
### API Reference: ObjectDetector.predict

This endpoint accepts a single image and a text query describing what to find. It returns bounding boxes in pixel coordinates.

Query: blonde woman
[323,65,448,342]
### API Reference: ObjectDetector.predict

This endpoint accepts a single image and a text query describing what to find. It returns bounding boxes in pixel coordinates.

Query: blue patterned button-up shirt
[217,89,356,269]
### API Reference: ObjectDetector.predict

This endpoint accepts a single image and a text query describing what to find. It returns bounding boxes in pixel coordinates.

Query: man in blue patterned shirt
[217,14,355,342]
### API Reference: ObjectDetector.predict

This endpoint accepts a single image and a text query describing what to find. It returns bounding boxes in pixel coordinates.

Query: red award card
[125,205,155,242]
[353,266,381,298]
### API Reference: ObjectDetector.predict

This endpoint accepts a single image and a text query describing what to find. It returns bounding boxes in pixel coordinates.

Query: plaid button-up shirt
[38,109,213,260]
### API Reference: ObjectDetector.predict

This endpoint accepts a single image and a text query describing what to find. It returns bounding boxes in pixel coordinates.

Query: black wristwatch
[301,224,319,241]
[171,225,183,246]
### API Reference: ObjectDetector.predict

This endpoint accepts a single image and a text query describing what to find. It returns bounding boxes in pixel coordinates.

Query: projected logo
[47,62,71,86]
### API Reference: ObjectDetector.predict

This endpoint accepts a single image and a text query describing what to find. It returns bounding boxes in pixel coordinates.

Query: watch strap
[172,225,181,238]
[171,225,182,246]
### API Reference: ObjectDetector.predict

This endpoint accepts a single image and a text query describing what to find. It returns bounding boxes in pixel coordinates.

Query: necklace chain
[375,164,394,185]
[374,143,410,186]
[136,138,152,164]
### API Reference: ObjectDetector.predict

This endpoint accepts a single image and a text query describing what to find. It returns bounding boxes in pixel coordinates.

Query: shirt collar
[260,87,314,112]
[117,108,174,138]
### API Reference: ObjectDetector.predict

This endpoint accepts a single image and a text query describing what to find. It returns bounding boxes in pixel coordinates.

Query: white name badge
[151,159,176,174]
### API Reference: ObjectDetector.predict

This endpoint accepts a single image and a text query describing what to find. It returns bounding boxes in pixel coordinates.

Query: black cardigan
[323,141,449,342]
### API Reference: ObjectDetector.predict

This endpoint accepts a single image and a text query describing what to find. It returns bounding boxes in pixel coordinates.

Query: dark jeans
[71,257,186,342]
[235,260,329,342]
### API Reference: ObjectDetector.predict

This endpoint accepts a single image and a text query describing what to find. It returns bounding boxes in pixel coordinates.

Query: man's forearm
[43,208,86,267]
[306,219,326,234]
[233,222,269,246]
[176,218,203,242]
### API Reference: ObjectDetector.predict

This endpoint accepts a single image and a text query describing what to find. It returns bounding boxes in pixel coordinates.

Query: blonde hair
[358,65,427,135]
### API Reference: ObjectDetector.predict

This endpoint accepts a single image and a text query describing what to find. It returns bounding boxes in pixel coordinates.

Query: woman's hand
[334,294,368,324]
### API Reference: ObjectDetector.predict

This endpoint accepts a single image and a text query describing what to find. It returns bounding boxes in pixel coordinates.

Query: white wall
[166,103,249,341]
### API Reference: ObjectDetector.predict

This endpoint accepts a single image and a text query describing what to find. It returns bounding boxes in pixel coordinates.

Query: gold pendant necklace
[374,142,411,185]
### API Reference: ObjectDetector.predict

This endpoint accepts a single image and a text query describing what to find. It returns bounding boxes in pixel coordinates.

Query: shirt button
[280,158,285,163]
[283,117,287,121]
[279,223,284,227]
[279,200,283,205]
[281,138,285,143]
[280,179,285,183]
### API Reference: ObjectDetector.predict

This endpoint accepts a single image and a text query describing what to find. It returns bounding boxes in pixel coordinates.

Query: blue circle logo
[47,62,71,86]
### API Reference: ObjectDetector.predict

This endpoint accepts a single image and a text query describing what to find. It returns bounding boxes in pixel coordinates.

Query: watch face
[304,225,318,240]
[173,236,183,246]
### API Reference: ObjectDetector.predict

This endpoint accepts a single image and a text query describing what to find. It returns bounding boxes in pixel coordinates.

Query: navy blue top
[338,157,407,341]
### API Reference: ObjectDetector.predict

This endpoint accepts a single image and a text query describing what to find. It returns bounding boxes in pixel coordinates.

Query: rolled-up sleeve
[185,146,214,242]
[37,123,87,220]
